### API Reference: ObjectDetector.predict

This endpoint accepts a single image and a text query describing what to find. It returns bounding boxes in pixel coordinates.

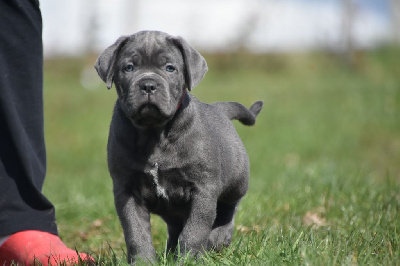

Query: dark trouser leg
[0,0,58,236]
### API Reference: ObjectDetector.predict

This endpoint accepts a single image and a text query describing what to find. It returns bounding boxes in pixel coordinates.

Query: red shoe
[0,230,95,265]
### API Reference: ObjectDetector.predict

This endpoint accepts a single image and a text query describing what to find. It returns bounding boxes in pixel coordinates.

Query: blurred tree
[341,0,357,66]
[390,0,400,44]
[125,0,139,33]
[84,0,98,55]
[230,5,260,51]
[80,0,101,90]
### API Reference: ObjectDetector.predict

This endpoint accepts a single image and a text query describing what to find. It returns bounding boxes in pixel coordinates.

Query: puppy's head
[95,31,208,128]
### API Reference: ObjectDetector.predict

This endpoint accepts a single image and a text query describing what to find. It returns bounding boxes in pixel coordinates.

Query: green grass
[42,47,400,265]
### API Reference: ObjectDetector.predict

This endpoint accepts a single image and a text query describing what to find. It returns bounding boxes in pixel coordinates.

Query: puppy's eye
[166,65,175,72]
[124,64,134,72]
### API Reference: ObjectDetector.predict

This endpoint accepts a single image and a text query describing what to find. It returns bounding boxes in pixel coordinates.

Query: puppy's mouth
[139,104,160,116]
[134,104,168,127]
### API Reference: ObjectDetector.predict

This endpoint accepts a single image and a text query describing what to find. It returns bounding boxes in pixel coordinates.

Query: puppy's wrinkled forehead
[119,31,181,64]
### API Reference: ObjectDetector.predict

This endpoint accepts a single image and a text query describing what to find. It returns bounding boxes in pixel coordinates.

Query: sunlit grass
[42,47,400,264]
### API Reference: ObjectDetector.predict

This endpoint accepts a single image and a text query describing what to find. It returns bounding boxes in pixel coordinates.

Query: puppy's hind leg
[207,202,238,252]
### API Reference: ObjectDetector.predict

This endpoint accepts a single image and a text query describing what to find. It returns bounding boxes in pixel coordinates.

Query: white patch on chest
[147,163,168,200]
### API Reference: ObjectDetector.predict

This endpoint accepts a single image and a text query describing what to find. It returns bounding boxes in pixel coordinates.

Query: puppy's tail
[212,101,263,126]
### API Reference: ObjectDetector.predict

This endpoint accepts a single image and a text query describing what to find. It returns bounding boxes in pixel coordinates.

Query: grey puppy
[95,31,263,264]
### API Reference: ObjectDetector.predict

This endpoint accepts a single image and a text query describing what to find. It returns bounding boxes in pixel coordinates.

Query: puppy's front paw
[207,226,233,252]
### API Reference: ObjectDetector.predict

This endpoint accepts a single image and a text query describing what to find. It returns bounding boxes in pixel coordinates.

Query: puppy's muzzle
[140,79,158,95]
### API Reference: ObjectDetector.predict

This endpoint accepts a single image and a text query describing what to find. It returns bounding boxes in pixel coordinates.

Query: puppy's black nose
[140,80,157,94]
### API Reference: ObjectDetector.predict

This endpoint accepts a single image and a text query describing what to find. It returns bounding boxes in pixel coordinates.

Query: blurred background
[39,0,400,261]
[42,0,396,56]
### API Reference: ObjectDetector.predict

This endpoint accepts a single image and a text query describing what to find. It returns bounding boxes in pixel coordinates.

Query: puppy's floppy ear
[170,36,208,91]
[94,35,130,89]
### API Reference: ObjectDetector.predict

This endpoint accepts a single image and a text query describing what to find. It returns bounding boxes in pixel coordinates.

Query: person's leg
[0,0,58,237]
[0,0,93,264]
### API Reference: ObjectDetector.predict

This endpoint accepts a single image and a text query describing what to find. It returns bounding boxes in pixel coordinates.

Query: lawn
[42,47,400,265]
